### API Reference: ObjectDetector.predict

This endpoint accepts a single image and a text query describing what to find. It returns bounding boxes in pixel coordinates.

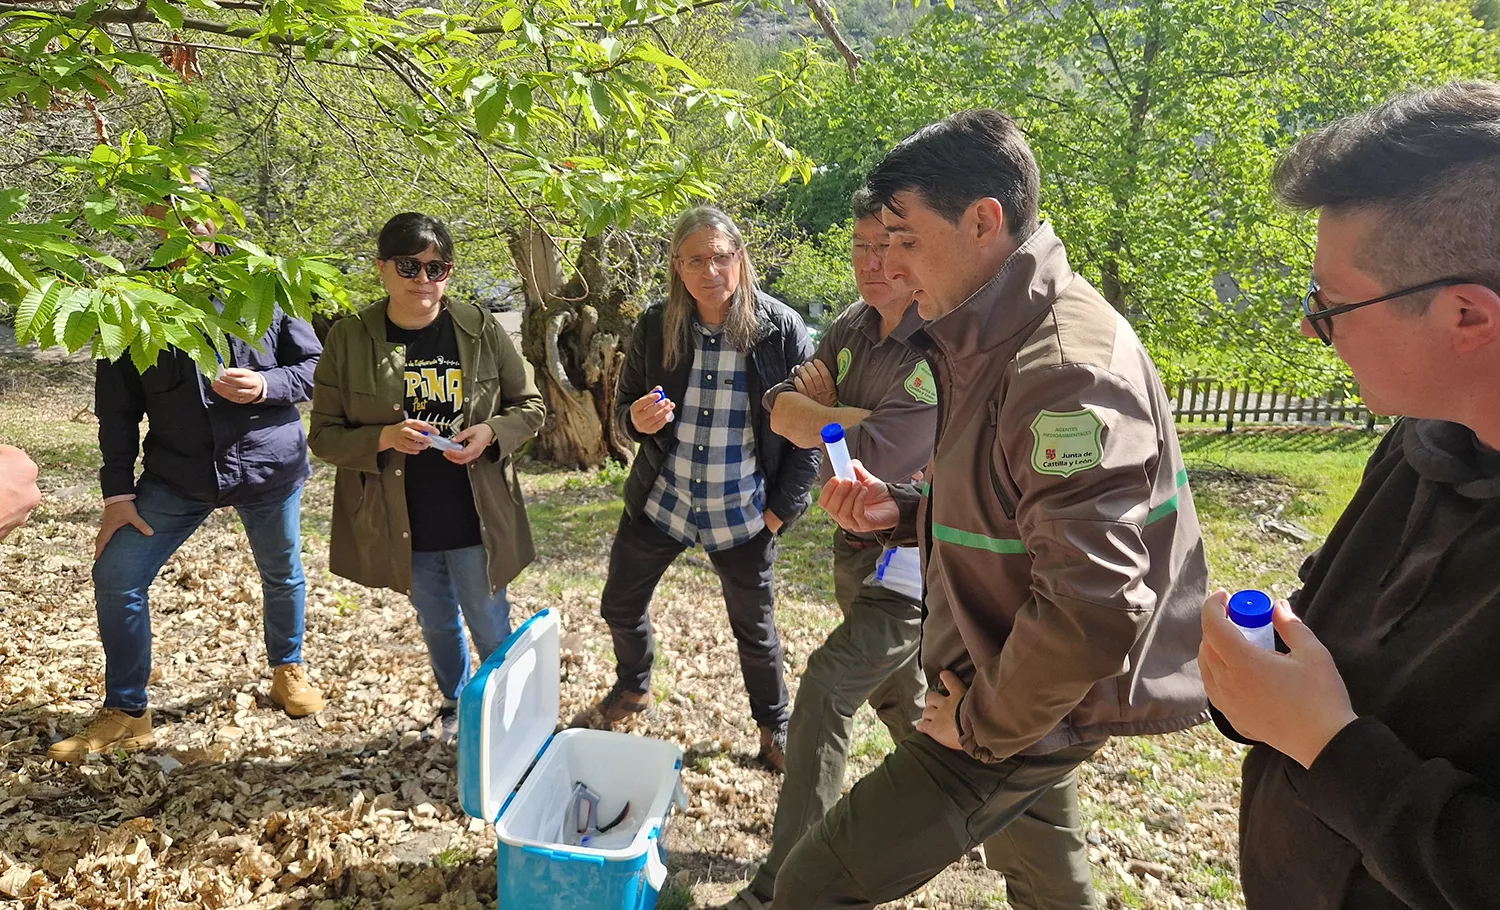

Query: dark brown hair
[865,109,1040,240]
[1273,81,1500,306]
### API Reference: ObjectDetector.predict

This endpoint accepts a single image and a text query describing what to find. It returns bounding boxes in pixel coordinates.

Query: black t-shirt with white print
[386,308,483,552]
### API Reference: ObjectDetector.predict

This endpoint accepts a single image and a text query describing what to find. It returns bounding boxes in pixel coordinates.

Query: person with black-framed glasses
[568,206,820,775]
[1200,82,1500,910]
[309,212,545,740]
[1302,276,1479,345]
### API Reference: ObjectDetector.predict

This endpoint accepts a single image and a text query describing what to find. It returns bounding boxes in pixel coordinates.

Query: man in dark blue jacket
[49,171,326,762]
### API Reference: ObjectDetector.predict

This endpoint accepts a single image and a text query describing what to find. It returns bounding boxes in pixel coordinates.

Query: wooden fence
[1168,376,1383,432]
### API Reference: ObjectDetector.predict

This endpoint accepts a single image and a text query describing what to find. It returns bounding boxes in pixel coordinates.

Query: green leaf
[0,190,26,221]
[249,270,278,329]
[229,237,270,259]
[632,44,700,79]
[84,250,126,274]
[98,308,133,361]
[500,7,523,31]
[144,0,185,29]
[473,83,510,137]
[13,279,61,344]
[63,307,99,353]
[588,81,614,120]
[150,236,195,268]
[219,195,247,229]
[83,195,118,231]
[131,336,161,374]
[509,82,533,112]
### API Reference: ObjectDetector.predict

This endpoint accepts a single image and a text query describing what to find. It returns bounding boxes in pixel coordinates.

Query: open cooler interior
[498,728,683,856]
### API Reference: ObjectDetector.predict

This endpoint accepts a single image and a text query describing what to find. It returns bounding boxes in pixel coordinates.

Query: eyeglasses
[392,257,454,281]
[676,249,740,273]
[1302,276,1475,345]
[851,241,890,260]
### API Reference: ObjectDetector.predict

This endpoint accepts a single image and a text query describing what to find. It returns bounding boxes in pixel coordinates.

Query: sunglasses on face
[392,257,454,281]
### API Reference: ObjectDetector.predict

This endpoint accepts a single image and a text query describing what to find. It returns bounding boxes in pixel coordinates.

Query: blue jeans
[93,479,307,713]
[410,546,512,700]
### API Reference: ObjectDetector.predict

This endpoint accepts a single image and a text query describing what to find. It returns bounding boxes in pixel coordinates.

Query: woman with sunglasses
[309,212,545,736]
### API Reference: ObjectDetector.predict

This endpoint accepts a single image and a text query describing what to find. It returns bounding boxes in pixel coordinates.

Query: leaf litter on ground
[0,364,1253,909]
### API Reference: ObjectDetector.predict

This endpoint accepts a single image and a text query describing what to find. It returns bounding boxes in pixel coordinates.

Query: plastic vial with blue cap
[422,432,462,453]
[821,423,854,481]
[1228,589,1276,650]
[653,388,675,423]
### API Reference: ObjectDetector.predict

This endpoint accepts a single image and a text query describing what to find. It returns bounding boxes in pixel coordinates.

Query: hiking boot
[568,686,653,730]
[758,723,788,774]
[47,708,154,763]
[432,698,460,744]
[269,664,325,717]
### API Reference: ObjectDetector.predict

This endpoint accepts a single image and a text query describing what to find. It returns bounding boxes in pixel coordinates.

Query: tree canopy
[0,0,824,373]
[773,0,1500,390]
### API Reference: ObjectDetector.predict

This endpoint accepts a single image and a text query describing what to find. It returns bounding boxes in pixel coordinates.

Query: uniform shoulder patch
[904,360,938,405]
[837,347,852,384]
[1030,409,1104,477]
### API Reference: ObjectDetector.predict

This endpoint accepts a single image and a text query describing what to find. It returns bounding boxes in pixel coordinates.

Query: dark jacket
[308,298,546,595]
[1222,418,1500,910]
[96,307,321,506]
[615,291,821,527]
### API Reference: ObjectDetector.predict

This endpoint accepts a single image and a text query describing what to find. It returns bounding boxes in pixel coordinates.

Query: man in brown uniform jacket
[798,109,1210,908]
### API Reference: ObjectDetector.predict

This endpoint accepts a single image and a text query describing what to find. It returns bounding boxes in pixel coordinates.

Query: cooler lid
[457,609,561,823]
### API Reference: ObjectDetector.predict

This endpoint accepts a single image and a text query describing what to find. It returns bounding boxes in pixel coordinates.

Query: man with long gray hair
[570,206,820,773]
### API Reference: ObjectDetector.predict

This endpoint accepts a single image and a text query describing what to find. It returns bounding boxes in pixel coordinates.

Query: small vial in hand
[653,388,675,423]
[821,423,854,481]
[1228,589,1275,650]
[422,432,462,453]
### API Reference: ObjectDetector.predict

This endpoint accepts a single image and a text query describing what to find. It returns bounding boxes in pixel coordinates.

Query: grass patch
[1180,429,1381,537]
[1179,429,1381,595]
[433,844,476,868]
[773,502,838,601]
[849,707,896,762]
[1185,857,1242,901]
[656,880,694,910]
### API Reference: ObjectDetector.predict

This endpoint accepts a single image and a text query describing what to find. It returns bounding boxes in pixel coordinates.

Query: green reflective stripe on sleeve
[932,523,1026,554]
[1144,496,1179,526]
[1144,469,1192,526]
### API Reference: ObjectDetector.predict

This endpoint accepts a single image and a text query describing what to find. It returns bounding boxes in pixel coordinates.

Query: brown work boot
[568,686,653,730]
[758,722,787,774]
[47,708,154,763]
[269,664,325,717]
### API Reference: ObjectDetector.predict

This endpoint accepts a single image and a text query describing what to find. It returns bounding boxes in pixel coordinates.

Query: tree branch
[216,62,293,161]
[125,20,178,134]
[286,60,381,182]
[801,0,860,78]
[105,29,384,70]
[1081,1,1133,107]
[646,20,672,55]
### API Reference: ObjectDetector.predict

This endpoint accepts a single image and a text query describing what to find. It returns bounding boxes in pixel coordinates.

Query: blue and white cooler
[457,609,687,910]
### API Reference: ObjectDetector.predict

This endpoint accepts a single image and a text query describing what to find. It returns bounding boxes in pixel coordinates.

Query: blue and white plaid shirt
[642,320,765,551]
